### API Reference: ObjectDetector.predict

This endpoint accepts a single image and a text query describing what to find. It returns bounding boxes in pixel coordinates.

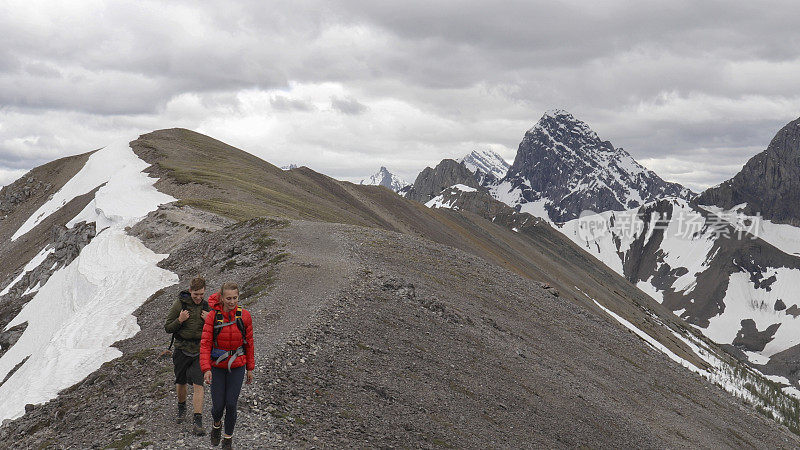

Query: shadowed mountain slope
[4,217,799,448]
[697,116,800,226]
[131,128,711,368]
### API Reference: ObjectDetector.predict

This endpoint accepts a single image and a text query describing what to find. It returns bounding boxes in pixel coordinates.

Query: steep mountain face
[552,117,800,382]
[402,159,483,203]
[360,166,409,192]
[3,128,800,447]
[495,110,693,223]
[457,149,510,186]
[696,116,800,226]
[558,194,800,381]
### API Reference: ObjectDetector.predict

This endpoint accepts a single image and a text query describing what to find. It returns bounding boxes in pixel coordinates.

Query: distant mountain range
[403,110,693,223]
[558,117,800,378]
[3,118,800,446]
[406,110,800,388]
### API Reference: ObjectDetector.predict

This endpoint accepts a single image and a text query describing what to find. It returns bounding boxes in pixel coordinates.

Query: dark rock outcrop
[0,177,53,220]
[0,221,96,337]
[403,159,483,203]
[732,319,781,352]
[501,110,692,222]
[696,117,800,226]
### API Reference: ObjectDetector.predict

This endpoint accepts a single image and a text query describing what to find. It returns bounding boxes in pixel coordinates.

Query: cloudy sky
[2,0,799,191]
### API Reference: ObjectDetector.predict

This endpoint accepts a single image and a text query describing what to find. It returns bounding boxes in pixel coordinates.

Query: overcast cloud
[2,0,800,190]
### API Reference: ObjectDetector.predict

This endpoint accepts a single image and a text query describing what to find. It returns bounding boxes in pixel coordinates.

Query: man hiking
[164,276,210,435]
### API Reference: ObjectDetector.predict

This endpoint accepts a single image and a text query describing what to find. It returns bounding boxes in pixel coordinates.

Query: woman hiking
[200,282,254,448]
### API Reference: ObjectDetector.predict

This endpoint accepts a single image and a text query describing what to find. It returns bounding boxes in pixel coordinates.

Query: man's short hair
[190,276,206,291]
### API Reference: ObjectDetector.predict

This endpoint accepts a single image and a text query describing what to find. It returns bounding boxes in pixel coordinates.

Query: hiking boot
[210,422,222,446]
[193,413,206,436]
[176,402,187,424]
[221,436,233,449]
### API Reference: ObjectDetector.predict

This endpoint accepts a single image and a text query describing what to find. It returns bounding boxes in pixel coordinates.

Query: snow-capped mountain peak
[500,110,693,222]
[528,109,600,143]
[458,149,510,184]
[361,166,409,192]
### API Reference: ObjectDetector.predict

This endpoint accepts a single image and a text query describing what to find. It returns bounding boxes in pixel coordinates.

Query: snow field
[700,204,800,257]
[0,246,54,297]
[0,140,177,421]
[424,184,478,209]
[706,269,800,357]
[12,140,165,239]
[558,200,800,363]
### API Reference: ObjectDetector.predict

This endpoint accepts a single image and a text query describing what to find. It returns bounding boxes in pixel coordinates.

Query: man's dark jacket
[164,291,209,354]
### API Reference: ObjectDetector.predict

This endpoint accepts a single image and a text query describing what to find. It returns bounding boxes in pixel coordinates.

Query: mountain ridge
[696,116,800,226]
[2,128,800,446]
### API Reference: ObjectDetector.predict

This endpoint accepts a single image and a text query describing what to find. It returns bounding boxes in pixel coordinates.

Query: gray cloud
[2,1,800,191]
[270,95,316,112]
[330,96,367,115]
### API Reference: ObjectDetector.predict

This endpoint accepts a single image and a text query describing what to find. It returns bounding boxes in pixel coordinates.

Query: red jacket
[200,303,254,373]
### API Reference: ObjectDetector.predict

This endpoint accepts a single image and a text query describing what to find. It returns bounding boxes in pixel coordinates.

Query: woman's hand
[204,370,212,385]
[246,370,254,384]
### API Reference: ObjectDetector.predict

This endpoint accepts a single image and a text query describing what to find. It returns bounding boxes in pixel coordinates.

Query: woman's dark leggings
[210,366,245,435]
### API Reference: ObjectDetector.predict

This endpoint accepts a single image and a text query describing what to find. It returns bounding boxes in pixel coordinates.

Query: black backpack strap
[211,307,247,349]
[235,307,246,345]
[212,310,224,347]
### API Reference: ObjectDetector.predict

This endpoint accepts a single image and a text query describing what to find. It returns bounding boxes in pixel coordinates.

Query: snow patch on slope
[580,286,793,418]
[706,269,800,357]
[700,204,800,257]
[0,247,54,296]
[12,140,165,239]
[424,184,477,209]
[458,149,510,181]
[590,296,702,373]
[0,140,177,421]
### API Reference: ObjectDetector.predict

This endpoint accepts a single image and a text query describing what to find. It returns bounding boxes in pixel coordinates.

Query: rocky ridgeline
[0,221,96,359]
[696,116,800,225]
[0,176,53,220]
[502,110,691,222]
[402,159,483,203]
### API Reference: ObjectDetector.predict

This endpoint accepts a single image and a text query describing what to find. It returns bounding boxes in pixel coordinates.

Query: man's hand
[204,371,212,385]
[200,310,209,320]
[246,370,254,385]
[178,310,190,323]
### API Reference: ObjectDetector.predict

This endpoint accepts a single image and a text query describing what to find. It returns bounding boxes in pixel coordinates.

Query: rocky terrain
[403,159,485,203]
[3,211,800,448]
[2,128,800,447]
[496,110,692,222]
